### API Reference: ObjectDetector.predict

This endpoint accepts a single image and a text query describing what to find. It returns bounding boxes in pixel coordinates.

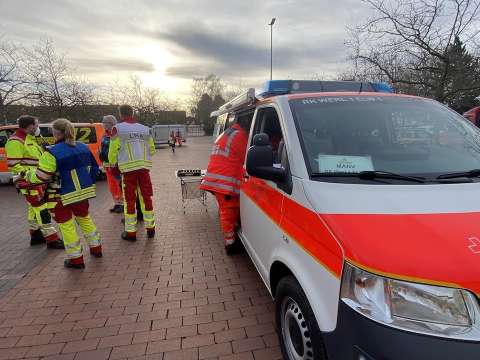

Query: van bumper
[322,301,479,360]
[0,172,12,184]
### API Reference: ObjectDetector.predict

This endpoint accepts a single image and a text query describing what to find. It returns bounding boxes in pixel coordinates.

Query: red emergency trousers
[214,193,240,245]
[123,169,154,236]
[105,167,122,204]
[200,124,248,246]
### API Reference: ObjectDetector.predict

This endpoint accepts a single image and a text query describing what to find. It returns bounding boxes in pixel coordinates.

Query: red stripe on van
[242,178,480,295]
[242,178,343,277]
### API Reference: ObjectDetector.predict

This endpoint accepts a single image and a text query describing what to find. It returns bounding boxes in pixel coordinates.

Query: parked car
[0,122,104,184]
[212,80,480,360]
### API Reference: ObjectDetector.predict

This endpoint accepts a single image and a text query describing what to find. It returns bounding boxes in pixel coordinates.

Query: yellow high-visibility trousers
[52,200,102,263]
[25,201,58,242]
[122,175,156,235]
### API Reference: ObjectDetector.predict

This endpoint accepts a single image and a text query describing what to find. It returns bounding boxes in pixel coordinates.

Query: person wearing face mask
[26,118,102,269]
[100,115,123,213]
[6,115,63,249]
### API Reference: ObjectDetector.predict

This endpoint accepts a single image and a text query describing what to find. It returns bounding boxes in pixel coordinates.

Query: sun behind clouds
[135,43,181,92]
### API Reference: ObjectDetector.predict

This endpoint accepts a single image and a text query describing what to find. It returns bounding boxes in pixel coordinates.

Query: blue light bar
[371,82,394,93]
[257,80,291,97]
[256,80,394,98]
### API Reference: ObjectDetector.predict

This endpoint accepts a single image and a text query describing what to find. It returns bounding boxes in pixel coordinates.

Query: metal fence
[186,125,205,137]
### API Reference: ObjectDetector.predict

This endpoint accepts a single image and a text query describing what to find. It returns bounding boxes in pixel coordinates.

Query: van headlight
[340,262,480,340]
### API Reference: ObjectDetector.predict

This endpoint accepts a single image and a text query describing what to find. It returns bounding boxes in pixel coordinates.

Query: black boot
[30,230,46,246]
[147,229,155,239]
[113,204,124,214]
[225,240,246,256]
[121,231,136,242]
[64,259,85,269]
[47,239,65,249]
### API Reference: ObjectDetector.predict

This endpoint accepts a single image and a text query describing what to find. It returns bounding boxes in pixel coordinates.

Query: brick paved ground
[0,184,51,296]
[0,137,282,360]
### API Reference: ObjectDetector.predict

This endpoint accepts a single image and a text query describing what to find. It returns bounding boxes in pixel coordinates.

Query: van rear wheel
[275,276,327,360]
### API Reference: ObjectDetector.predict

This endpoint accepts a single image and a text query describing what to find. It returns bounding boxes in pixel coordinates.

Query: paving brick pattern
[0,184,53,296]
[0,137,282,359]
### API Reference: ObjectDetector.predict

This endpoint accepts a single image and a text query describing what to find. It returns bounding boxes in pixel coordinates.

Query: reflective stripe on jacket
[108,122,155,173]
[5,130,43,175]
[200,124,248,196]
[28,142,98,206]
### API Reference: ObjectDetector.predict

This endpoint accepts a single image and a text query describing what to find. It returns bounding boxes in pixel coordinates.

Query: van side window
[252,107,286,166]
[234,111,254,133]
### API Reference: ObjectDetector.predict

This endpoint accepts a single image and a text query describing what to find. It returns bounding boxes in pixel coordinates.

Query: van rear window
[1,125,97,147]
[36,126,97,145]
[75,126,97,144]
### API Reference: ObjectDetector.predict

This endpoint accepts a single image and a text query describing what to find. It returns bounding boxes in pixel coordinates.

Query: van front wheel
[275,276,327,360]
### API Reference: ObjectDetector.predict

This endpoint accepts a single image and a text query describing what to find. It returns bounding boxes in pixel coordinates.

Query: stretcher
[175,169,207,214]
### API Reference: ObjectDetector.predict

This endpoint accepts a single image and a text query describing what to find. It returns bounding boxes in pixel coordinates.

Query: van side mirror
[246,133,287,183]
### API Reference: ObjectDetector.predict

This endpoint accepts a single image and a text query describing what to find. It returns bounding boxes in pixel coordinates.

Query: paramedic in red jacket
[200,117,249,253]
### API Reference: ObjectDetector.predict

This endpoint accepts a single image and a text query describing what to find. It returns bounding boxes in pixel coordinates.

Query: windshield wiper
[311,170,426,183]
[436,169,480,180]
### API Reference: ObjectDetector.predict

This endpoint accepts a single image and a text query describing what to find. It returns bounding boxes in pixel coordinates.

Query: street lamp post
[269,18,276,81]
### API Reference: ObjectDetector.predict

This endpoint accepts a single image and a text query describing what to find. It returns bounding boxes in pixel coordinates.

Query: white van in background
[152,124,187,147]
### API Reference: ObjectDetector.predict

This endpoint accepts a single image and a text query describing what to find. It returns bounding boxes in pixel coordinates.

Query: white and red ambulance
[213,80,480,359]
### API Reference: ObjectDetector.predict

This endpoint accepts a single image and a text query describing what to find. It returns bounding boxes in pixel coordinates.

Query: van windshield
[289,95,480,182]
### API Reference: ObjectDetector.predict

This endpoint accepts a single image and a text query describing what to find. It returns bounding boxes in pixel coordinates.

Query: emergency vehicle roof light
[210,88,256,117]
[256,80,393,98]
[371,82,394,93]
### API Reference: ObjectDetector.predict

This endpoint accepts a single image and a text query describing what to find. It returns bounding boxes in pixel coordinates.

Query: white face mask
[34,127,41,136]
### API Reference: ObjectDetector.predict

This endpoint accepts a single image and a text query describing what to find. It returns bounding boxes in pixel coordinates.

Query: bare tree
[26,39,96,117]
[223,79,247,101]
[104,74,180,111]
[189,74,224,117]
[0,39,40,123]
[347,0,480,110]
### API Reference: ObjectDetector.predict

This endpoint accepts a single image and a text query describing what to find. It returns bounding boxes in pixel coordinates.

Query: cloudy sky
[1,0,370,98]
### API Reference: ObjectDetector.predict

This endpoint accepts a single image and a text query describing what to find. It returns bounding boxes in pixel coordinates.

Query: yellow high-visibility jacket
[108,122,155,173]
[6,130,43,175]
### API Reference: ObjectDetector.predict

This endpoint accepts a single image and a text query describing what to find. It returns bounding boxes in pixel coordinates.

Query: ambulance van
[214,81,480,359]
[0,122,104,183]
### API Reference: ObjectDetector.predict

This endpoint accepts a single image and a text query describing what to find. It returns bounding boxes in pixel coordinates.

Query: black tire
[275,276,328,360]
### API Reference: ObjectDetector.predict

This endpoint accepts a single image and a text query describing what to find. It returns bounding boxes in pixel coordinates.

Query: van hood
[303,181,480,295]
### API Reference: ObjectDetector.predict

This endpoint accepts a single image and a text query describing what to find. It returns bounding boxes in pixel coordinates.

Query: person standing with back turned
[108,105,156,241]
[200,117,249,254]
[26,119,102,269]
